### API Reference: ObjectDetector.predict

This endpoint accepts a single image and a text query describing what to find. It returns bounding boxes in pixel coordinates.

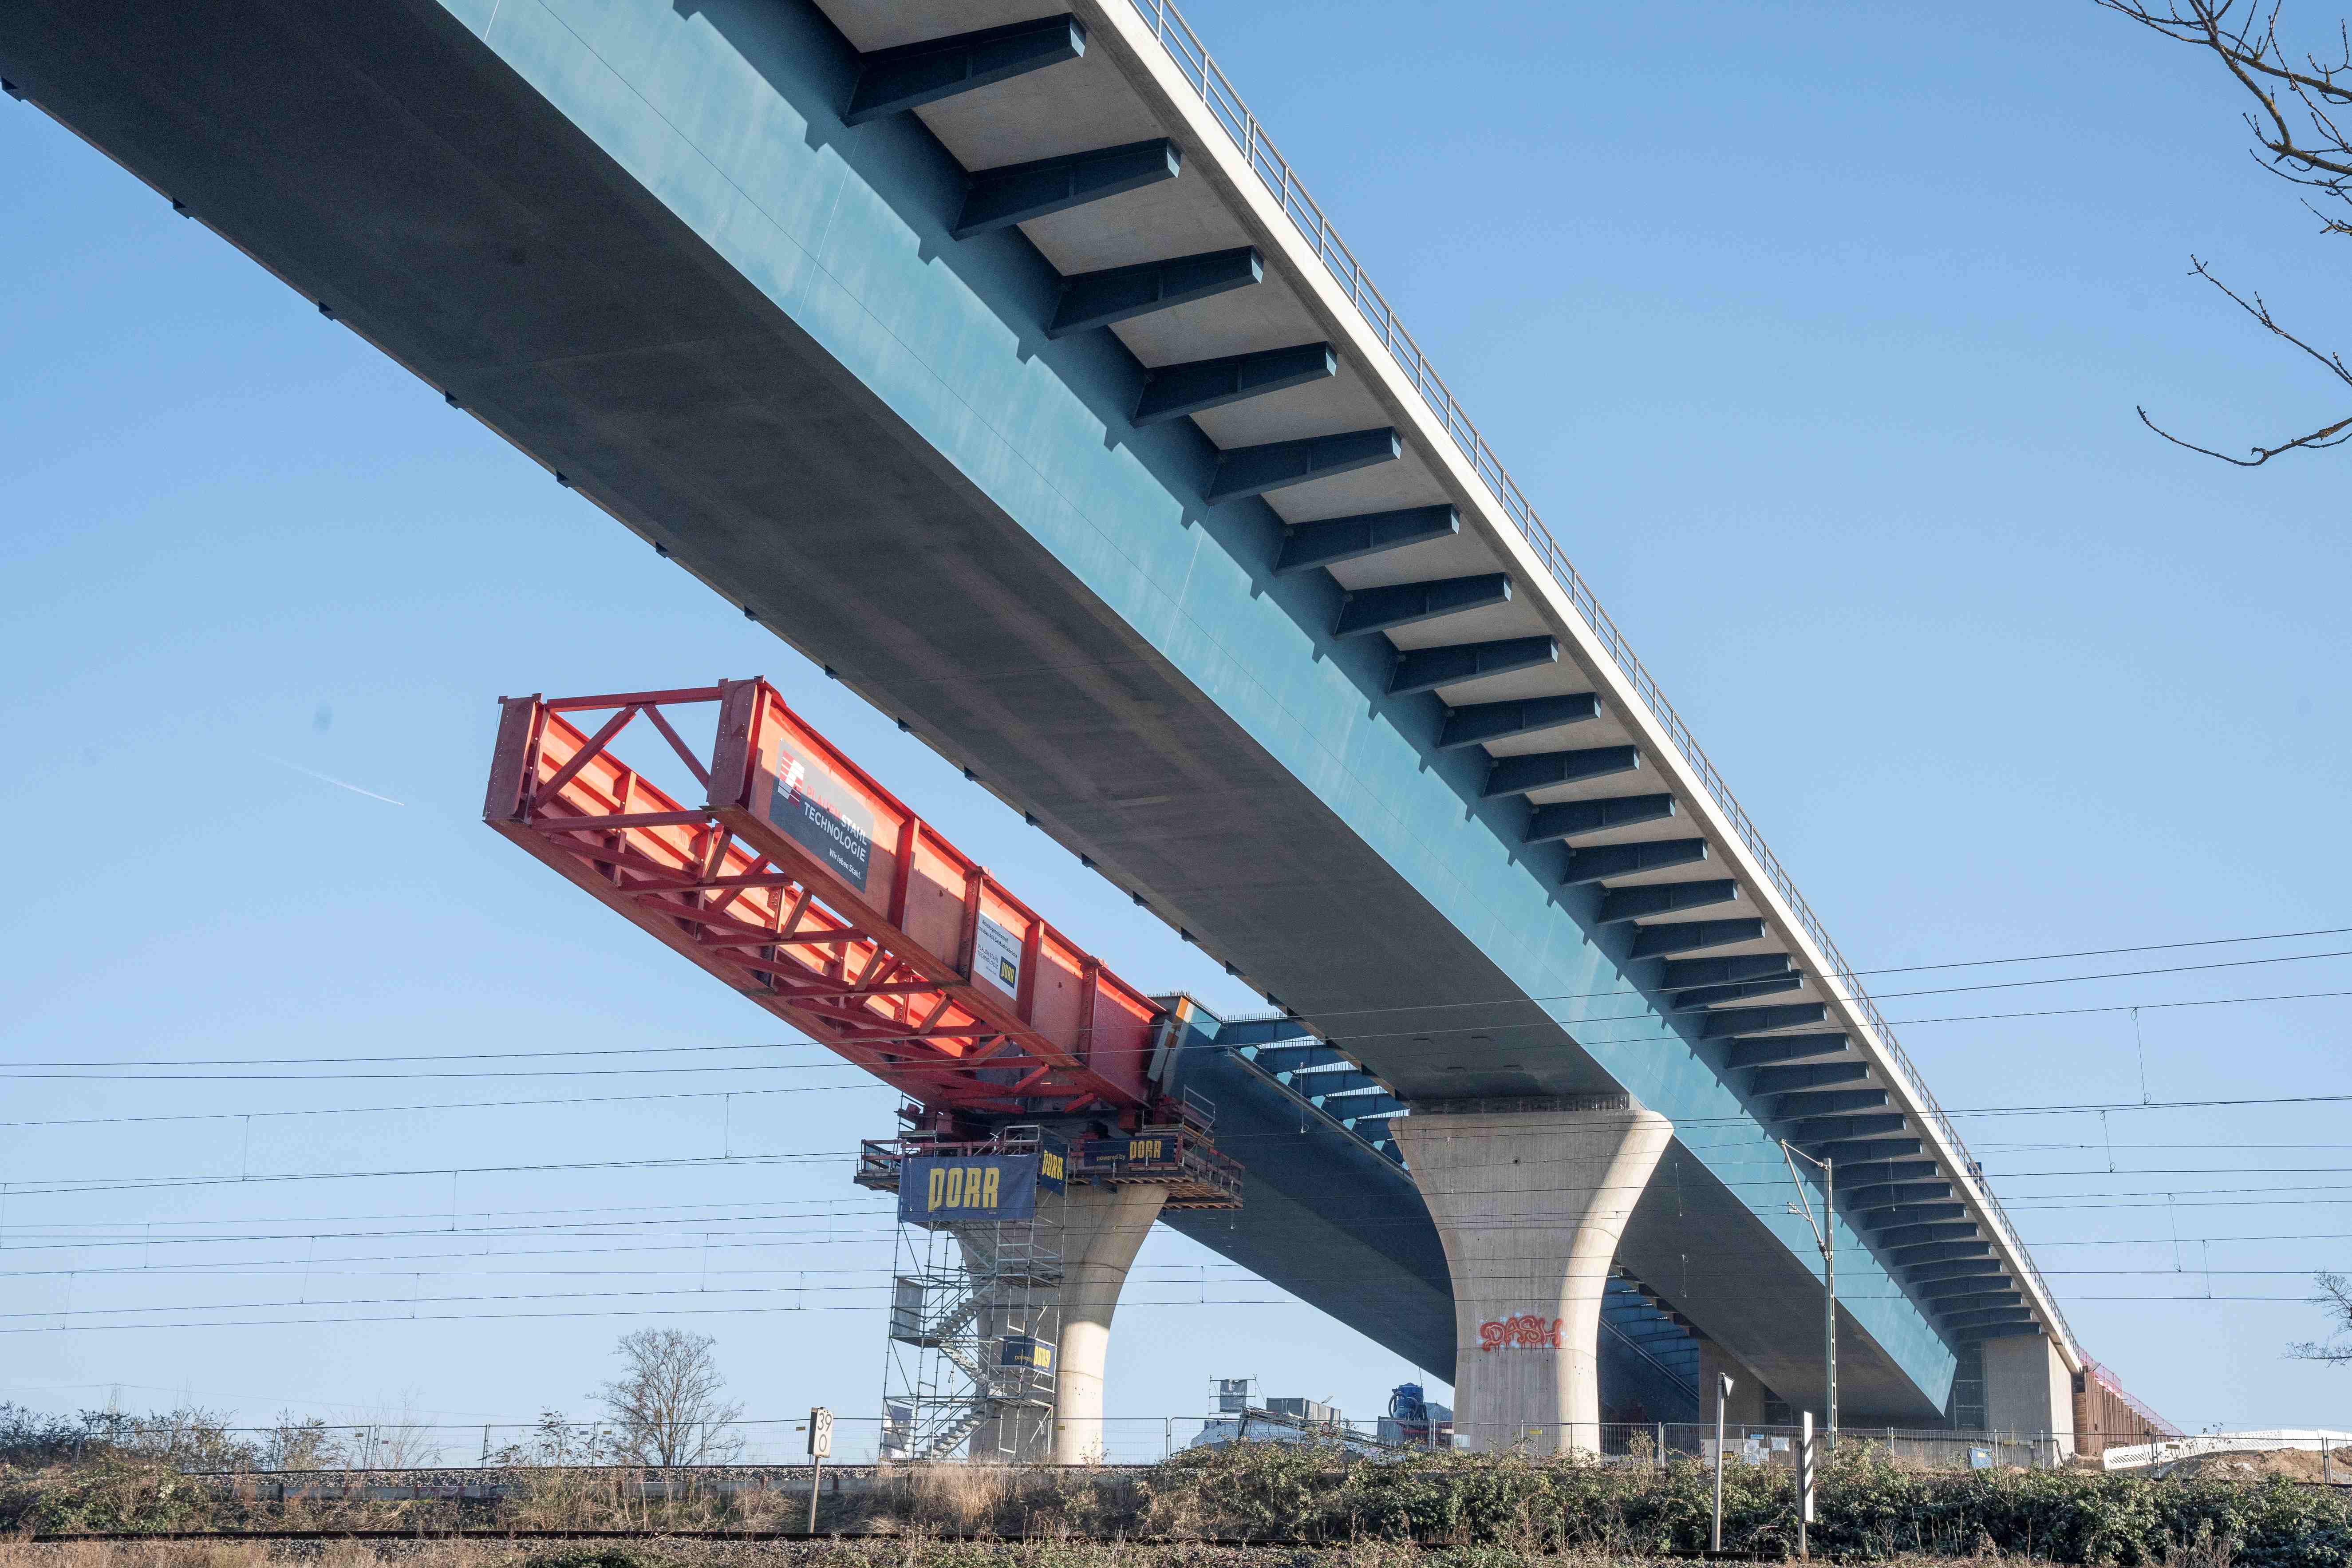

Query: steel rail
[1117,0,2074,1356]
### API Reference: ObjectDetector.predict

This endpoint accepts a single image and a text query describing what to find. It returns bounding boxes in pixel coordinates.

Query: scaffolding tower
[867,1126,1066,1462]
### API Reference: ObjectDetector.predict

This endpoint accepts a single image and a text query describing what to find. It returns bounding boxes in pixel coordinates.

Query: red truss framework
[484,680,1167,1120]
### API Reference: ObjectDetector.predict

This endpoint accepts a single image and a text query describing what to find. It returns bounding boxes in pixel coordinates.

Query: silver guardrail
[1119,0,2073,1356]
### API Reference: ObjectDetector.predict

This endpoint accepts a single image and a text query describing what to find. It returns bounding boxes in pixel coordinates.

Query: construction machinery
[485,679,1242,1457]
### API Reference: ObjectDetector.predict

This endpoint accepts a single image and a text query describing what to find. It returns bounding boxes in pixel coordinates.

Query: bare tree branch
[2099,0,2352,459]
[2287,1269,2352,1363]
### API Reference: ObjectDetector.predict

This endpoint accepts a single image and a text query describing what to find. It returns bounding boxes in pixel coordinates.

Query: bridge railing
[1118,0,2074,1359]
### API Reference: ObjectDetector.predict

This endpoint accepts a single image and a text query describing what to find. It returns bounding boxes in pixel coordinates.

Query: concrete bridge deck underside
[2,0,1956,1418]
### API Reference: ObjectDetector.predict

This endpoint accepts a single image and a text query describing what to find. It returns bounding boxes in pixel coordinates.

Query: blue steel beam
[1437,693,1601,750]
[1333,573,1512,639]
[1217,1016,1309,1048]
[1891,1241,1992,1266]
[1602,880,1740,925]
[1206,426,1401,502]
[1770,1088,1890,1120]
[1047,245,1261,336]
[1251,1043,1344,1074]
[1846,1182,1954,1209]
[1840,1161,1942,1187]
[842,14,1086,125]
[1702,1001,1829,1039]
[1924,1291,2021,1316]
[1946,1307,2035,1330]
[1748,1061,1870,1096]
[1133,342,1336,426]
[953,138,1180,238]
[1869,1205,1969,1228]
[1669,975,1802,1011]
[1918,1272,2013,1298]
[1793,1113,1909,1144]
[1563,837,1709,887]
[1933,1291,2024,1312]
[1911,1258,2007,1284]
[1726,1034,1852,1068]
[1630,918,1766,958]
[1483,746,1641,800]
[1660,952,1793,990]
[1273,504,1458,573]
[1882,1222,1981,1249]
[1813,1137,1926,1163]
[1389,635,1558,695]
[1293,1067,1383,1096]
[1525,793,1675,844]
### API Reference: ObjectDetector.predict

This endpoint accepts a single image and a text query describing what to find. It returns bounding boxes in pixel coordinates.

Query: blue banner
[998,1335,1055,1373]
[1079,1133,1180,1176]
[898,1153,1039,1222]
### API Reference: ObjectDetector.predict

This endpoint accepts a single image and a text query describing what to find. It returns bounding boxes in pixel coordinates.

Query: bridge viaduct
[3,0,2128,1455]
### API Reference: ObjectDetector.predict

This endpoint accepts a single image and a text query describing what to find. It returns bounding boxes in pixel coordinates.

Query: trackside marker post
[806,1406,832,1533]
[1712,1373,1732,1553]
[1799,1410,1816,1559]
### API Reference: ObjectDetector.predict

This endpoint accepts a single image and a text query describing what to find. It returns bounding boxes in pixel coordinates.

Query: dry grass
[899,1465,1014,1533]
[0,1542,2016,1568]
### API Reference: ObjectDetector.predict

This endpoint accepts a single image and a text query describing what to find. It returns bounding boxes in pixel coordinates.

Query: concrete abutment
[1983,1332,2075,1460]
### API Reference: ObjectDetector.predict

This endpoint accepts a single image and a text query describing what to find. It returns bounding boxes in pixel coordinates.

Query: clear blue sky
[4,0,2349,1449]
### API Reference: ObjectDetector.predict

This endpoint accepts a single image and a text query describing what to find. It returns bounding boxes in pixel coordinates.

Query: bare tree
[2289,1269,2352,1362]
[593,1328,744,1466]
[486,1409,609,1467]
[2099,0,2352,461]
[347,1392,444,1470]
[261,1412,344,1472]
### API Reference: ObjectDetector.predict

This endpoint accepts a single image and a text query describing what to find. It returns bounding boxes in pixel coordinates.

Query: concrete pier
[1397,1095,1673,1453]
[1051,1182,1169,1464]
[953,1181,1166,1463]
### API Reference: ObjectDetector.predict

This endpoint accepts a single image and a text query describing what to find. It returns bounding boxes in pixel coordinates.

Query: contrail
[264,755,405,807]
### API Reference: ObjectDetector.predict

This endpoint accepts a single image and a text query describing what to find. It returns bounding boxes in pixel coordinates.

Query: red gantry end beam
[484,680,1166,1119]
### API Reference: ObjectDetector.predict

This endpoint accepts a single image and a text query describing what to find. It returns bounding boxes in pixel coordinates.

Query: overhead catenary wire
[10,1165,2352,1270]
[7,1249,2344,1323]
[12,975,2352,1082]
[8,924,2352,1079]
[8,935,2352,1073]
[13,1090,2352,1211]
[8,1173,2352,1264]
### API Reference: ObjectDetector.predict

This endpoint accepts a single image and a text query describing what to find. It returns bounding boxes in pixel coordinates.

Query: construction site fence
[127,1417,2082,1473]
[2101,1431,2347,1473]
[1587,1422,2061,1472]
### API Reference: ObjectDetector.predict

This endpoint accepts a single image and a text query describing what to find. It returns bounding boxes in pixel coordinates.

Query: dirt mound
[2159,1447,2346,1483]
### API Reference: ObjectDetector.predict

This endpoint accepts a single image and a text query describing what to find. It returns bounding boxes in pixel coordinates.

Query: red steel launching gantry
[482,680,1190,1128]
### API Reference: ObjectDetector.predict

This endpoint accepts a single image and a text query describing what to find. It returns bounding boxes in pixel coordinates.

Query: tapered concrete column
[1396,1094,1673,1455]
[1050,1181,1168,1463]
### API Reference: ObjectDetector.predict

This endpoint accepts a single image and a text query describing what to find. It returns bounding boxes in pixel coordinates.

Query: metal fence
[1113,0,2071,1358]
[1598,1423,2061,1472]
[2101,1431,2346,1476]
[113,1414,2075,1473]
